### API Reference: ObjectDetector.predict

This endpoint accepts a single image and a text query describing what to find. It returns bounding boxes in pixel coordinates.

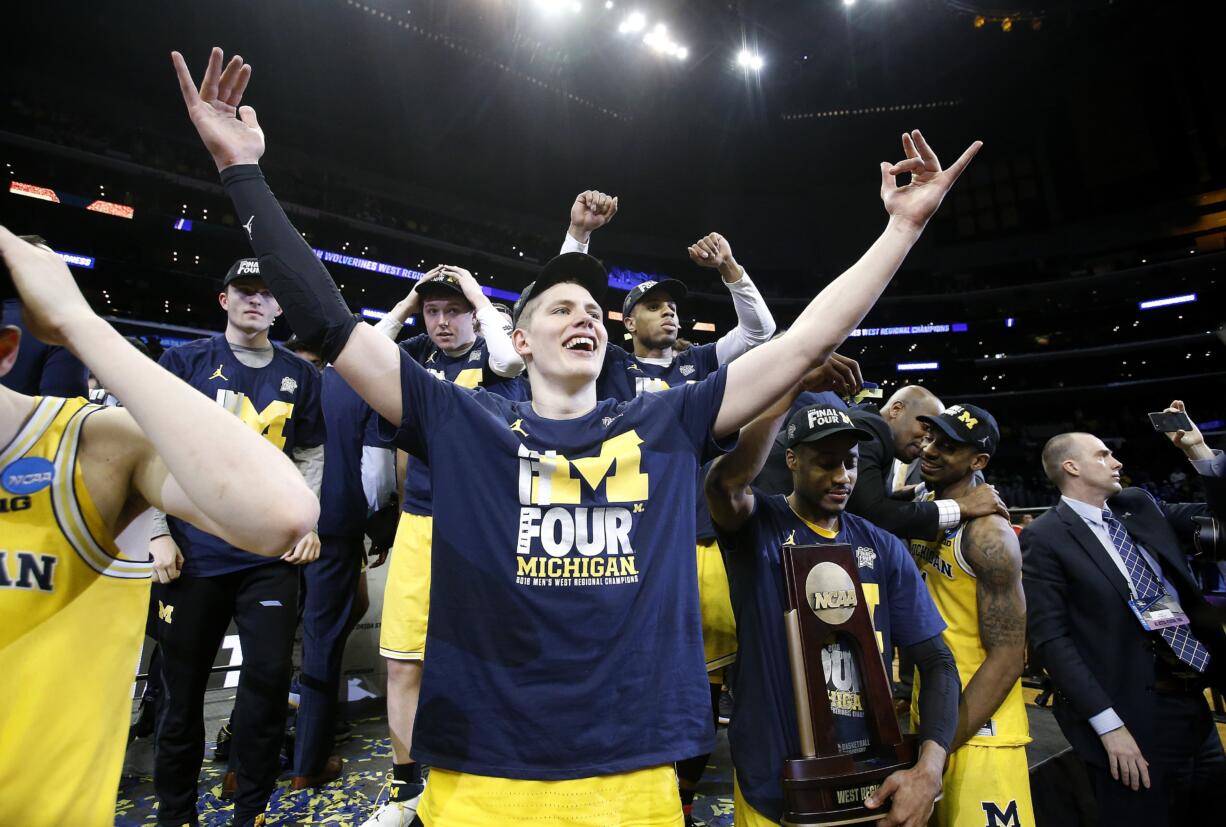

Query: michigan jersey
[909,504,1030,748]
[158,335,324,576]
[398,333,526,516]
[716,492,944,824]
[381,348,732,778]
[0,396,151,826]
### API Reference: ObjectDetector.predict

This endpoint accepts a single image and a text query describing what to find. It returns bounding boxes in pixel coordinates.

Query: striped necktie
[1102,509,1209,673]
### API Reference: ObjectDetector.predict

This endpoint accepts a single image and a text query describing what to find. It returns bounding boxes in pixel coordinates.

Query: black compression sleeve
[219,165,357,362]
[905,634,960,752]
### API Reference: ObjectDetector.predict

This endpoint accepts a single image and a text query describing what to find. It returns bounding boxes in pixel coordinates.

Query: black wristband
[220,165,357,362]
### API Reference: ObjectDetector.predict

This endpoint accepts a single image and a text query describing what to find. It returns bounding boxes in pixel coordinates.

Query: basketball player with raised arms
[0,230,319,826]
[172,45,980,826]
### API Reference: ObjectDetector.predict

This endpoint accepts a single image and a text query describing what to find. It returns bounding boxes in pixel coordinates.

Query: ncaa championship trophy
[780,544,918,825]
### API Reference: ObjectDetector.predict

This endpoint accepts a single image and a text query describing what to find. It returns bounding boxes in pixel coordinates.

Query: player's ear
[0,326,21,377]
[785,447,797,472]
[512,326,531,359]
[218,290,229,310]
[971,453,990,473]
[623,312,636,334]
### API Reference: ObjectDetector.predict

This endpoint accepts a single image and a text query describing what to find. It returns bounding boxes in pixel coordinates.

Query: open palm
[880,130,981,231]
[172,47,265,171]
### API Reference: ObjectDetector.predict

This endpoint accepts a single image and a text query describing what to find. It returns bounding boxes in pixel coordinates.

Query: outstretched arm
[956,512,1026,748]
[171,47,404,424]
[0,228,318,555]
[714,132,981,438]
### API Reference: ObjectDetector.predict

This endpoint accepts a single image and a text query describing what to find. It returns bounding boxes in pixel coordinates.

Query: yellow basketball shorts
[418,765,684,827]
[379,512,432,661]
[697,539,736,675]
[935,744,1034,827]
[734,774,779,827]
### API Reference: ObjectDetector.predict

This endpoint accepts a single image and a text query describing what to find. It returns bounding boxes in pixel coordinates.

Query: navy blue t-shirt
[399,333,526,516]
[318,366,392,537]
[596,342,723,541]
[160,335,325,576]
[717,493,944,823]
[1,299,89,397]
[383,349,733,779]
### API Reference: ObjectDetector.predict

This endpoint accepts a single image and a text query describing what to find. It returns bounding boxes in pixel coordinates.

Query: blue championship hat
[621,278,688,318]
[513,252,608,326]
[918,404,1000,456]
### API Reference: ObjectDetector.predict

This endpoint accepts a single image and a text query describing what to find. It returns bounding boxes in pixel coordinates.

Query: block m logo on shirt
[517,430,648,507]
[215,390,294,450]
[981,801,1021,827]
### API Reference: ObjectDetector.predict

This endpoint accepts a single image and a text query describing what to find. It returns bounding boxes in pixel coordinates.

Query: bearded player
[908,404,1033,826]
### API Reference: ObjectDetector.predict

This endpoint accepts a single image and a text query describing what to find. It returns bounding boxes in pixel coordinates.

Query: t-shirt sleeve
[694,342,721,377]
[659,364,735,462]
[157,345,186,379]
[292,361,326,451]
[881,531,945,646]
[377,347,459,461]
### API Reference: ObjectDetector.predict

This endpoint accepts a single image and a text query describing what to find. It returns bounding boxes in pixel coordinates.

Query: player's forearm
[220,164,357,362]
[714,272,776,365]
[66,316,318,544]
[952,646,1024,749]
[909,634,960,753]
[786,216,919,362]
[476,305,525,377]
[712,407,789,489]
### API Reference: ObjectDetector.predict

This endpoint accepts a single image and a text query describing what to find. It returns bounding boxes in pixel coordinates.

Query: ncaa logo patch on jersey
[469,349,483,362]
[855,546,876,570]
[280,376,298,394]
[679,364,695,377]
[2,457,55,495]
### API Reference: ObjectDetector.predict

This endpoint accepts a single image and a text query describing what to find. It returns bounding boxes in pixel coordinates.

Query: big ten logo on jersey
[514,430,648,588]
[981,801,1021,827]
[0,550,56,591]
[215,389,294,450]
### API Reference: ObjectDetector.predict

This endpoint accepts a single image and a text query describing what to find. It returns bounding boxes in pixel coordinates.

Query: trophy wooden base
[781,735,918,826]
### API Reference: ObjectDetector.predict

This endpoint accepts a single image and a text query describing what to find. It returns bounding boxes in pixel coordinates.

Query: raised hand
[1162,400,1213,461]
[880,130,982,232]
[0,227,96,346]
[569,190,619,242]
[800,353,864,398]
[171,47,264,172]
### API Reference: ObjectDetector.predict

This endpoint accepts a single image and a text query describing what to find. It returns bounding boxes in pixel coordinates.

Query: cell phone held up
[1148,410,1193,433]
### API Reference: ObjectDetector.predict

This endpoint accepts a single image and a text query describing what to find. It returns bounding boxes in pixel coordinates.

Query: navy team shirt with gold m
[382,347,732,777]
[158,334,324,575]
[718,492,944,823]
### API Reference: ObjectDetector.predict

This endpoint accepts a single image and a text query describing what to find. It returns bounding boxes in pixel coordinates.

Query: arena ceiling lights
[9,180,134,219]
[616,10,689,60]
[1138,293,1196,310]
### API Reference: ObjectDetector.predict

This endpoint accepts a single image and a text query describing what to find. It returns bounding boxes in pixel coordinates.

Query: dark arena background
[2,1,1225,826]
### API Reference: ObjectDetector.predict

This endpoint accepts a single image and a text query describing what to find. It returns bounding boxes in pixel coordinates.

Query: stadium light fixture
[897,362,939,371]
[618,11,646,33]
[1138,293,1196,310]
[737,49,764,71]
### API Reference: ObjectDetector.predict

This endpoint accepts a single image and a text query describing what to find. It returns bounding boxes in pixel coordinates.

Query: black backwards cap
[917,403,1001,456]
[512,252,608,326]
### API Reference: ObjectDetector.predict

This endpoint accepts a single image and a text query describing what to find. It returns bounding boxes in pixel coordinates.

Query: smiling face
[219,279,281,335]
[787,433,861,518]
[512,281,607,386]
[887,395,945,461]
[422,296,476,353]
[919,431,988,491]
[625,290,679,351]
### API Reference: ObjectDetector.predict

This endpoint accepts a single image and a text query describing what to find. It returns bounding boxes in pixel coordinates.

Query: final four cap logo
[782,405,875,449]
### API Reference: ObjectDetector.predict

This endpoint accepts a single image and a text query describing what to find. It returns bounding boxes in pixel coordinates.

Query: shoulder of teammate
[648,365,734,457]
[156,336,207,372]
[399,332,432,360]
[849,513,916,578]
[691,340,722,373]
[963,512,1022,581]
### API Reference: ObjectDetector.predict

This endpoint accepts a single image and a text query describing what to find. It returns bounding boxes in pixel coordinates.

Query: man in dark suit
[844,385,1006,541]
[1022,401,1226,826]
